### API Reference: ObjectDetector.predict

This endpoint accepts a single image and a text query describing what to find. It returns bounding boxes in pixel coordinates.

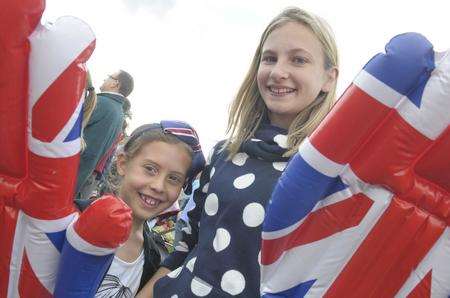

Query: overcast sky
[42,0,450,153]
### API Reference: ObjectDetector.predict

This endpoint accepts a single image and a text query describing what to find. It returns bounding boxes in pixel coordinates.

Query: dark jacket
[75,92,126,198]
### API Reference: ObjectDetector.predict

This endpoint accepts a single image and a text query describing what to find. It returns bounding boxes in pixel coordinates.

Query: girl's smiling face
[117,141,192,222]
[257,21,337,129]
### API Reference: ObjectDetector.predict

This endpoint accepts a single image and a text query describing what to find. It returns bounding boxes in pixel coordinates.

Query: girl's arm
[135,266,171,298]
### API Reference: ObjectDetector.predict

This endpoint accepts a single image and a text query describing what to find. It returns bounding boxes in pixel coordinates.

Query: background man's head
[100,70,134,97]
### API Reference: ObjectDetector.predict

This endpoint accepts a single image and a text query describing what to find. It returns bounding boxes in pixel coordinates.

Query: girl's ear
[117,153,127,176]
[321,66,338,93]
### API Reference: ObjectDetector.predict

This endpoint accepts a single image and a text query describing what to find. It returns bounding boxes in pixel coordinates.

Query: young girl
[94,120,205,297]
[138,7,339,297]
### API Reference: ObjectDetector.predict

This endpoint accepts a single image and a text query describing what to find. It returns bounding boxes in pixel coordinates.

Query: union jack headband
[125,120,206,194]
[160,120,202,153]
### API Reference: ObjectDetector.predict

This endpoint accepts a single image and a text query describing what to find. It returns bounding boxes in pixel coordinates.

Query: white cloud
[43,0,450,153]
[121,0,176,15]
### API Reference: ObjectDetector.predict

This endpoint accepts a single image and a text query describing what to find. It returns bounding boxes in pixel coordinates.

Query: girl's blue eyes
[293,57,307,64]
[261,56,307,65]
[145,165,158,174]
[261,56,276,63]
[168,175,183,185]
[144,165,184,185]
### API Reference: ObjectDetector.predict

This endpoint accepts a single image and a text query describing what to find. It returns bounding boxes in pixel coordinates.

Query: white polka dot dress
[155,123,289,297]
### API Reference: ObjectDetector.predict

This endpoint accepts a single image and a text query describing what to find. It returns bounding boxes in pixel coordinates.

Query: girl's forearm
[136,266,171,298]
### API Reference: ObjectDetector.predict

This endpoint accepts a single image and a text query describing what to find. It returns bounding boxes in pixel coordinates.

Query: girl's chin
[140,205,171,219]
[135,211,157,222]
[134,205,160,220]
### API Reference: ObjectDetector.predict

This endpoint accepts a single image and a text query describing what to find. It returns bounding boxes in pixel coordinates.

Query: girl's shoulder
[208,140,227,164]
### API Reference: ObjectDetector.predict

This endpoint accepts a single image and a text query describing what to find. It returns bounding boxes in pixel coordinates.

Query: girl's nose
[150,175,165,193]
[269,62,289,81]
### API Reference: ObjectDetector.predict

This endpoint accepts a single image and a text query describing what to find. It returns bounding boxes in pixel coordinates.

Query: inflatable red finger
[0,1,46,295]
[0,0,44,188]
[0,0,96,296]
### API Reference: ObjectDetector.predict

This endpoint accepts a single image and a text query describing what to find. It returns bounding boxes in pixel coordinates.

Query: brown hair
[115,70,133,134]
[225,7,339,158]
[117,69,134,97]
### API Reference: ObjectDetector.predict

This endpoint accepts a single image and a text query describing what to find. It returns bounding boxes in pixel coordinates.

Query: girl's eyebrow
[261,49,276,55]
[142,159,157,164]
[290,47,310,54]
[262,48,312,56]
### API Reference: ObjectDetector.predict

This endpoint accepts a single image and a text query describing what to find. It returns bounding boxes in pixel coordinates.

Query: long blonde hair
[225,7,339,158]
[81,71,97,151]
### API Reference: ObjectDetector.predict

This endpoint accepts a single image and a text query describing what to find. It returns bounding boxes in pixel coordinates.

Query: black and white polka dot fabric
[155,123,289,297]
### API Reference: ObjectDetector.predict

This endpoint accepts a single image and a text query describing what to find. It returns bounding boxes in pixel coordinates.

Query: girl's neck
[131,216,144,236]
[115,217,145,263]
[268,112,294,130]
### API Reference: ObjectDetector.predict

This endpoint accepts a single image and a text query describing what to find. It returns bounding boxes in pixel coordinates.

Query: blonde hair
[225,7,339,157]
[81,71,97,151]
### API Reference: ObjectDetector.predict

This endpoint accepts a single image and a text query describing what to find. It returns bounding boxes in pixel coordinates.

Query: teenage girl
[138,7,339,297]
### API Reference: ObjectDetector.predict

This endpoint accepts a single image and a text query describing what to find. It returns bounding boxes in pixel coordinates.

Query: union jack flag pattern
[54,195,132,297]
[0,0,97,297]
[261,33,450,297]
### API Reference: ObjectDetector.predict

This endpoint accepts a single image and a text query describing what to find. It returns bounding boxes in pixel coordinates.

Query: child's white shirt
[95,250,144,297]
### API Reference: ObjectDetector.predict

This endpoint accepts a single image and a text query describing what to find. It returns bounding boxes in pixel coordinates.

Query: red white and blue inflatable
[261,33,450,297]
[2,1,449,297]
[0,1,132,297]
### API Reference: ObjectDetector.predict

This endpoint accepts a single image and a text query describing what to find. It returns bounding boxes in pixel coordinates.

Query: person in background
[137,6,339,297]
[75,69,134,200]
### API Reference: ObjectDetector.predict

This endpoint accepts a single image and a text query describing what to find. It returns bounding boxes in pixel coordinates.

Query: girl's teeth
[269,87,295,94]
[141,194,158,206]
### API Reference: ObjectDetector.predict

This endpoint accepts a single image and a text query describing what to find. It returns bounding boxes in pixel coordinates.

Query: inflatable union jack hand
[54,195,132,297]
[261,33,450,297]
[0,1,131,297]
[0,0,46,295]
